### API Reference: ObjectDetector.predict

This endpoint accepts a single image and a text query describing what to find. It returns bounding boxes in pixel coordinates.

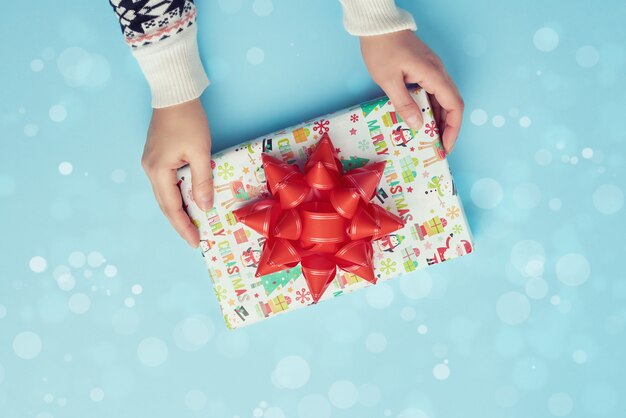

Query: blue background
[1,1,625,417]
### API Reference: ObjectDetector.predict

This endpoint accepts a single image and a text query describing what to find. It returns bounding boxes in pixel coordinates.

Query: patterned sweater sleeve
[108,0,209,108]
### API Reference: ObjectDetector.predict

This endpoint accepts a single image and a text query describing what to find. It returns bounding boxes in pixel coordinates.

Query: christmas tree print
[361,97,390,117]
[341,156,370,171]
[260,266,302,296]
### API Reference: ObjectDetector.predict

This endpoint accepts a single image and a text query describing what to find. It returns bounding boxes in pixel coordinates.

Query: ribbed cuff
[131,25,210,108]
[340,0,417,36]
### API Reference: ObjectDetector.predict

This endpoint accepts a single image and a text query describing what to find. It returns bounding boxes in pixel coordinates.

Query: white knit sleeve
[108,0,209,108]
[131,25,210,108]
[339,0,417,36]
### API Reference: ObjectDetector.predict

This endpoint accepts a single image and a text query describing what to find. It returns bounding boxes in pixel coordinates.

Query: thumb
[189,153,214,211]
[380,78,423,130]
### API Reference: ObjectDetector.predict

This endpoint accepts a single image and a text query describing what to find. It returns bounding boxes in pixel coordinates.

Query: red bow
[233,133,405,303]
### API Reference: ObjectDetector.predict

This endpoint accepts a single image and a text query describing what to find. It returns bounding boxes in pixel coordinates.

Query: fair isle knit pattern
[108,0,196,48]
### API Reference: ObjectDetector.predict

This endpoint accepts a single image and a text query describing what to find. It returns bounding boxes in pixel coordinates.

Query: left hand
[360,30,464,154]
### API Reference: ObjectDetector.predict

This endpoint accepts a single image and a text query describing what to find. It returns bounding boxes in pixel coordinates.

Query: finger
[421,74,464,154]
[189,150,214,211]
[154,168,200,248]
[380,77,423,130]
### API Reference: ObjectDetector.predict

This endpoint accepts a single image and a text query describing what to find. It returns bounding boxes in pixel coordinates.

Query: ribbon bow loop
[233,133,405,303]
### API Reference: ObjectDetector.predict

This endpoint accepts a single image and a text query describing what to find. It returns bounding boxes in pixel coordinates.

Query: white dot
[328,380,359,409]
[124,297,135,308]
[556,253,590,286]
[548,198,563,211]
[13,331,42,359]
[581,147,593,159]
[519,116,532,127]
[49,104,67,122]
[68,251,85,267]
[511,240,545,277]
[471,178,503,209]
[56,273,75,291]
[492,115,506,127]
[551,295,561,305]
[30,59,44,72]
[137,337,168,367]
[525,277,549,299]
[63,353,72,362]
[87,251,106,267]
[399,272,432,299]
[365,332,387,353]
[29,256,48,273]
[593,184,623,214]
[365,282,394,309]
[90,387,104,402]
[572,350,588,364]
[417,324,428,334]
[253,407,263,417]
[131,284,142,295]
[184,389,207,411]
[68,293,91,314]
[246,47,265,65]
[576,45,599,68]
[24,123,39,137]
[433,363,450,380]
[570,156,579,165]
[496,291,531,325]
[470,109,488,126]
[534,27,559,52]
[252,0,273,16]
[58,161,73,175]
[0,304,6,319]
[535,148,552,165]
[271,355,310,389]
[111,169,126,183]
[104,265,117,278]
[548,392,573,416]
[43,393,54,403]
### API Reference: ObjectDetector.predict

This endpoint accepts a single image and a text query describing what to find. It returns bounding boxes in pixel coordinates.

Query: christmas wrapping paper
[176,87,475,329]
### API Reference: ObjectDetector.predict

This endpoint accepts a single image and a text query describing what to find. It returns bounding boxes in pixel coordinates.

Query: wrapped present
[176,87,475,329]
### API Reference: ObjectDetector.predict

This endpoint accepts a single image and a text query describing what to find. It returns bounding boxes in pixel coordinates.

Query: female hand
[360,30,464,153]
[141,98,213,248]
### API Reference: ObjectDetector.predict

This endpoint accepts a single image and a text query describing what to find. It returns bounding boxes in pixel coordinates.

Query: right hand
[141,98,213,248]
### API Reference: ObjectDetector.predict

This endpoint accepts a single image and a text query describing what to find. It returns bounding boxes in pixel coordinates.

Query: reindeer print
[214,177,267,209]
[417,139,446,168]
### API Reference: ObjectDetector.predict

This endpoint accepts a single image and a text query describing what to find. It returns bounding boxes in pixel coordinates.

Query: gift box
[176,87,475,329]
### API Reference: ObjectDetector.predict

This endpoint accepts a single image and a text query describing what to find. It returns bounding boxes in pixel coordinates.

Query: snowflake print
[453,224,463,234]
[380,258,397,275]
[295,288,311,304]
[358,139,369,151]
[350,113,359,123]
[313,119,330,135]
[217,162,235,179]
[424,122,439,137]
[446,205,460,219]
[214,285,227,302]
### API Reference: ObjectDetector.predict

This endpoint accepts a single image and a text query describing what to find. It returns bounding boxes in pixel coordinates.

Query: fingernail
[187,238,198,248]
[200,198,213,211]
[406,115,421,130]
